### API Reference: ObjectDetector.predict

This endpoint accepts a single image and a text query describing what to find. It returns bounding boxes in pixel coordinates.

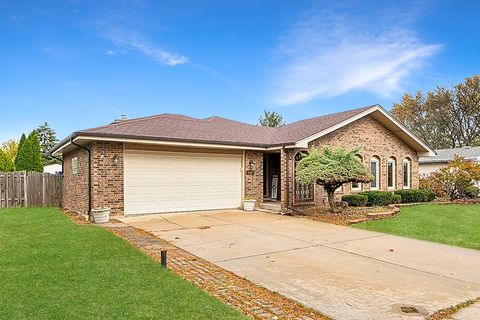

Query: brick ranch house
[51,105,435,217]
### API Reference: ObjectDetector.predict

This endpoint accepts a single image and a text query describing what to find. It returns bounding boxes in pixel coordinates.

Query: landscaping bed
[295,205,398,225]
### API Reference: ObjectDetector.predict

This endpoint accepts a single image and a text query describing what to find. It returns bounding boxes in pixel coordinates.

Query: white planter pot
[242,200,256,211]
[91,207,111,224]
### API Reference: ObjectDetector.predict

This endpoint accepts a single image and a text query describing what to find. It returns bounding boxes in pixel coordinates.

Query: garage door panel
[124,150,242,215]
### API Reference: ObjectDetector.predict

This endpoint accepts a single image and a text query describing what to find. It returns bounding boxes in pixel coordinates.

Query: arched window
[403,158,412,189]
[387,157,396,189]
[352,155,363,191]
[370,156,380,190]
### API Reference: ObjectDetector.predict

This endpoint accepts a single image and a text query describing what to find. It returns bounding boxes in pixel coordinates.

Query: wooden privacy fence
[0,171,63,208]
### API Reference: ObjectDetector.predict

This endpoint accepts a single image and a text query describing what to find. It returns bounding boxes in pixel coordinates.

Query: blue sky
[1,0,479,141]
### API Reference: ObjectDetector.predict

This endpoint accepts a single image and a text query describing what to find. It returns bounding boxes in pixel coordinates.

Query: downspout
[70,138,92,219]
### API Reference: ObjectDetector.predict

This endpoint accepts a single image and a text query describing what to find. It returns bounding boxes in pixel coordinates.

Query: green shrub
[464,186,480,199]
[392,194,402,204]
[359,191,396,206]
[395,189,436,203]
[342,194,368,207]
[423,190,437,202]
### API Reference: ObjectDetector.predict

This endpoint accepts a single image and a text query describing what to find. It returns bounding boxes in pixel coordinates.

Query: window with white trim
[370,157,380,190]
[72,157,78,175]
[403,158,411,189]
[387,157,396,189]
[352,155,363,191]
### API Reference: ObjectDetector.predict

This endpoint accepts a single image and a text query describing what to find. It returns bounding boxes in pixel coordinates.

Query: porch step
[259,202,281,213]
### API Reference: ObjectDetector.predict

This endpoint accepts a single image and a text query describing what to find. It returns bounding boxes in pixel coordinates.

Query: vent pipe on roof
[114,115,127,123]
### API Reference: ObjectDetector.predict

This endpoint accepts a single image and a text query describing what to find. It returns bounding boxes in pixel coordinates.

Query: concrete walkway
[120,210,480,320]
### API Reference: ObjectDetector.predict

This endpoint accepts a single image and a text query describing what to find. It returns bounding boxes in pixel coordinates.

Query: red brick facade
[279,115,420,208]
[244,151,264,206]
[62,115,422,215]
[91,142,124,215]
[63,147,90,216]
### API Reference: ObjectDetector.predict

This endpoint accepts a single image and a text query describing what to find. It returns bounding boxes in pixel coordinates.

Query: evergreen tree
[15,134,26,168]
[0,150,15,172]
[29,132,43,172]
[15,131,43,172]
[34,122,59,165]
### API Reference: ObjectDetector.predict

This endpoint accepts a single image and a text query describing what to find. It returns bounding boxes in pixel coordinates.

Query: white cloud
[271,7,442,105]
[106,29,187,66]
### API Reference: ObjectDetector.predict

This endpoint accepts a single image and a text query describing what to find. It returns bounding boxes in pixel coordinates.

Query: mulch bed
[65,214,331,320]
[294,206,397,226]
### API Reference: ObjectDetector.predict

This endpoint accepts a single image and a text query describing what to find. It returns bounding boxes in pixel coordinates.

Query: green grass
[0,207,246,320]
[353,204,480,250]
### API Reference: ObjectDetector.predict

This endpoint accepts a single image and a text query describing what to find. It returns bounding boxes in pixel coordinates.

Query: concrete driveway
[120,210,480,320]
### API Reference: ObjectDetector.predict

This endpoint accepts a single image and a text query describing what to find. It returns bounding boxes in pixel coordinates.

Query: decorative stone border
[347,205,400,224]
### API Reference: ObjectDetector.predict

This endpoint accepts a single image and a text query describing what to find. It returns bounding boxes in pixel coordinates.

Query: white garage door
[124,150,243,215]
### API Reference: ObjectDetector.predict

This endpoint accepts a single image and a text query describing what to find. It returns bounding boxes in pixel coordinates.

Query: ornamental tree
[296,147,373,212]
[428,155,480,200]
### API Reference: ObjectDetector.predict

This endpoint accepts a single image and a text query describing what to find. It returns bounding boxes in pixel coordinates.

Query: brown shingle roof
[56,105,377,150]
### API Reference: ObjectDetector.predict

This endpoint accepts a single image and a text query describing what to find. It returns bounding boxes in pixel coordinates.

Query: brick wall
[62,147,89,217]
[280,148,295,208]
[91,142,124,215]
[244,151,263,206]
[308,115,419,207]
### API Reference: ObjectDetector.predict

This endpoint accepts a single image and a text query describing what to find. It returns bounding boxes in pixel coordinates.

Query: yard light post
[161,250,167,268]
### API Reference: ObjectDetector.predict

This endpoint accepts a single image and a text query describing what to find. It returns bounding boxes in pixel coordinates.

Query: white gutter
[53,135,289,155]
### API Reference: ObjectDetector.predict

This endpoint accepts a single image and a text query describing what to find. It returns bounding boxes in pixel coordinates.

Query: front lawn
[353,204,480,250]
[0,207,246,319]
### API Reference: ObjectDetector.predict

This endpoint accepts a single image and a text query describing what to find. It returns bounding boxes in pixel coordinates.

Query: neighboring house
[51,105,434,217]
[43,164,62,175]
[419,146,480,176]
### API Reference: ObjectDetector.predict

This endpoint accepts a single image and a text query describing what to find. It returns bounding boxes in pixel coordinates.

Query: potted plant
[242,198,256,211]
[91,207,111,224]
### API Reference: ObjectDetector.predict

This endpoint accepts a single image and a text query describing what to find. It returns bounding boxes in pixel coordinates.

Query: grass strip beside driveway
[353,204,480,250]
[0,207,246,320]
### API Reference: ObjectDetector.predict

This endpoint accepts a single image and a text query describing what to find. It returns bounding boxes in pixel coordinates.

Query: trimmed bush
[359,191,396,206]
[394,189,436,203]
[342,194,368,207]
[423,190,436,202]
[464,186,480,199]
[392,194,402,204]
